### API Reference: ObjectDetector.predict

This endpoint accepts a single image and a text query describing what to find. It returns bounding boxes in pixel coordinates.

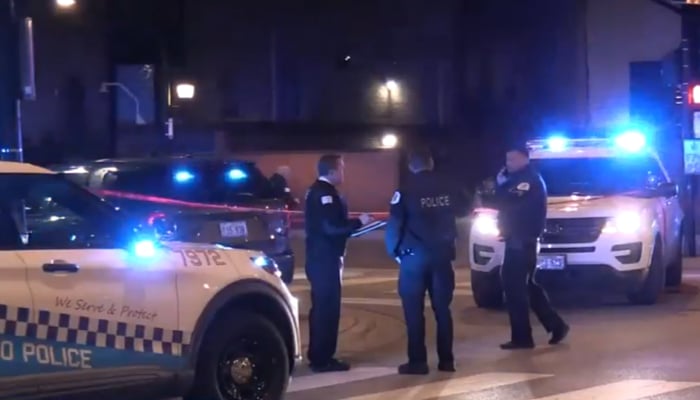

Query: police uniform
[385,170,465,374]
[304,177,362,371]
[494,164,569,348]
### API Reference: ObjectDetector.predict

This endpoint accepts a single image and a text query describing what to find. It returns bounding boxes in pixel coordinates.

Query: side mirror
[658,182,678,198]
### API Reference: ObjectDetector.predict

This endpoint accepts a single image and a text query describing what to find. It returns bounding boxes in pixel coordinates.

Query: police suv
[0,162,300,399]
[469,132,684,307]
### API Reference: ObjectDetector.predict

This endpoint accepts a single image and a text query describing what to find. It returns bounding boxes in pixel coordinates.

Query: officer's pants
[501,241,565,343]
[306,256,343,365]
[398,253,454,364]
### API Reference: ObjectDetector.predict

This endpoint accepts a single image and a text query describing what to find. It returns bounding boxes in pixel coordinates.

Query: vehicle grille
[541,217,607,244]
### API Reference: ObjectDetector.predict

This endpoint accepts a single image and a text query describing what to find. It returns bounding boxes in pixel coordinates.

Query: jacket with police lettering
[304,179,362,259]
[385,170,466,260]
[494,165,547,241]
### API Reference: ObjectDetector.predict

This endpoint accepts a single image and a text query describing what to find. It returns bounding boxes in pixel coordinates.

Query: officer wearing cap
[385,147,466,375]
[495,143,570,349]
[304,154,371,372]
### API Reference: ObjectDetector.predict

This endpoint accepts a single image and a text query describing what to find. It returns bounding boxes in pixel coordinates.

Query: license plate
[537,254,566,270]
[219,221,248,238]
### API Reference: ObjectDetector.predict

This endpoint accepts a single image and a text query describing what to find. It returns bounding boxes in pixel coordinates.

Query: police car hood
[547,195,654,218]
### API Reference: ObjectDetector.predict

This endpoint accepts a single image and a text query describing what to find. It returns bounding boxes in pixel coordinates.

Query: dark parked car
[51,155,296,283]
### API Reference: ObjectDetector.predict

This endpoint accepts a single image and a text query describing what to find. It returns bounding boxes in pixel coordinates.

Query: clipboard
[351,220,387,238]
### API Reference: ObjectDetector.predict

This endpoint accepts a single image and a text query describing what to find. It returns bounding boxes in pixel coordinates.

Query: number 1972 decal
[178,249,227,267]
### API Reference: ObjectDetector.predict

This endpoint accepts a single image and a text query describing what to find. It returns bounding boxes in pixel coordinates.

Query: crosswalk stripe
[342,297,404,307]
[288,367,396,393]
[384,289,472,298]
[531,379,700,400]
[336,372,551,400]
[292,277,398,291]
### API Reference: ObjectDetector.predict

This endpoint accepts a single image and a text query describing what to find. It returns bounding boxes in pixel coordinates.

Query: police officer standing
[495,144,570,349]
[385,148,466,375]
[305,154,371,372]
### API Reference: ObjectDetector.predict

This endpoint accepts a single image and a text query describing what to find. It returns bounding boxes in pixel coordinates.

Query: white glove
[496,168,508,186]
[359,213,373,225]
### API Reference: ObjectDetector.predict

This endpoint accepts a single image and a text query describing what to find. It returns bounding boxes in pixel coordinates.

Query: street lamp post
[100,82,146,125]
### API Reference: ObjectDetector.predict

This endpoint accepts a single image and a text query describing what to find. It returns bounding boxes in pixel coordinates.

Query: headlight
[473,213,500,236]
[251,255,282,278]
[601,211,642,234]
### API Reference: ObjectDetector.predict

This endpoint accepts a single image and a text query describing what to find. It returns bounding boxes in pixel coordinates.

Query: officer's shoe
[310,359,351,373]
[549,324,570,345]
[438,361,456,372]
[398,362,429,375]
[499,341,535,350]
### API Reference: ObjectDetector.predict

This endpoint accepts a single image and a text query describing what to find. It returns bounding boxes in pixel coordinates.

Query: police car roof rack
[526,137,612,150]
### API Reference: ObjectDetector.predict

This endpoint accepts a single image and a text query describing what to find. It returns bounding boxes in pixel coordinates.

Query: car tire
[665,229,683,288]
[186,310,290,400]
[627,238,665,305]
[471,269,504,309]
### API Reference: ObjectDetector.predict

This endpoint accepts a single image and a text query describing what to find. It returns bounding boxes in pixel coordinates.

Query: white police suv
[0,161,300,399]
[469,132,684,307]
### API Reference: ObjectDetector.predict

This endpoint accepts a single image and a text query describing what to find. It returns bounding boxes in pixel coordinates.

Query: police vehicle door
[0,208,40,381]
[13,177,179,379]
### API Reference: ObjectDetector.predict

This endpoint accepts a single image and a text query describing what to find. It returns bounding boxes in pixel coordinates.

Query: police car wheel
[187,310,290,400]
[471,269,504,309]
[627,238,665,305]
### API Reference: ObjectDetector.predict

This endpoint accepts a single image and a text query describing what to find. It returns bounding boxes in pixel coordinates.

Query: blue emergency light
[614,130,646,152]
[131,239,157,258]
[546,136,568,152]
[227,168,247,181]
[174,169,195,183]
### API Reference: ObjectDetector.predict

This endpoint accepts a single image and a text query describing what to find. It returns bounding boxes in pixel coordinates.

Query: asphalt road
[284,236,700,399]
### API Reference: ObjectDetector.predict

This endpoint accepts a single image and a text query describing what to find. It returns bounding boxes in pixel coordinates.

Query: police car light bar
[527,138,610,150]
[528,132,647,153]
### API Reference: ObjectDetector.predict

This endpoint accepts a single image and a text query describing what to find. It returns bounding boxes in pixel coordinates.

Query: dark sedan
[51,155,296,283]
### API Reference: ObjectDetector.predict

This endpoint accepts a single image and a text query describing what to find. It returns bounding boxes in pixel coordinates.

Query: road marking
[342,297,405,307]
[531,379,700,399]
[293,277,398,292]
[293,270,366,280]
[288,367,396,393]
[336,372,551,400]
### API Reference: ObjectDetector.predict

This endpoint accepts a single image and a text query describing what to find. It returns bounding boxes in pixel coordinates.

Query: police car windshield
[531,156,666,197]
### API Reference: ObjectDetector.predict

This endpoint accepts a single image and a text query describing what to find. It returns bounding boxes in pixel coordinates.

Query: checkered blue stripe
[0,304,191,356]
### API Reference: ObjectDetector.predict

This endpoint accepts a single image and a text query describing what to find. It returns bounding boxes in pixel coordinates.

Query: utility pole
[0,1,20,162]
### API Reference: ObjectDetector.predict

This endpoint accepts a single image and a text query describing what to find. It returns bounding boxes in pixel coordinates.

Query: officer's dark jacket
[304,179,362,259]
[494,164,547,241]
[385,170,467,261]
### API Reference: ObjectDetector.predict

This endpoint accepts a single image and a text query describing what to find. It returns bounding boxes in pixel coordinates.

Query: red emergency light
[690,84,700,105]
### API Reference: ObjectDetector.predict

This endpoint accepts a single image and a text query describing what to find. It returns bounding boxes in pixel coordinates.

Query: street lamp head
[56,0,76,8]
[385,80,399,92]
[381,133,398,149]
[99,83,109,93]
[175,83,195,100]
